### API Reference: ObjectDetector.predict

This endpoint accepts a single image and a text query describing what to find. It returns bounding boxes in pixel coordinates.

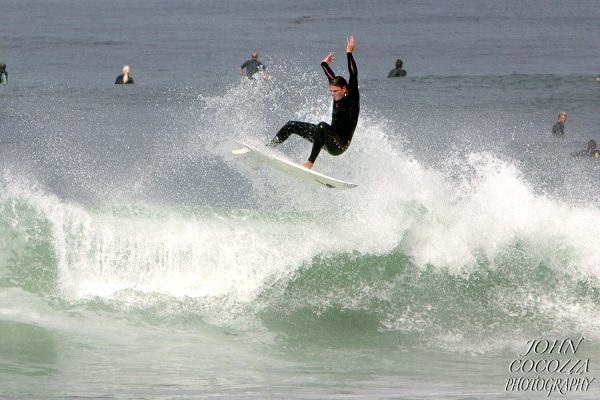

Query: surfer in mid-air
[268,36,359,169]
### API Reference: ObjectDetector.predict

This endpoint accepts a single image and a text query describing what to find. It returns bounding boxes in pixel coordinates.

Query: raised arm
[346,36,357,88]
[321,52,335,82]
[321,36,356,84]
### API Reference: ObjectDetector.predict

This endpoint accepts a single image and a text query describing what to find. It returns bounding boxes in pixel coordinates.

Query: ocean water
[2,0,600,398]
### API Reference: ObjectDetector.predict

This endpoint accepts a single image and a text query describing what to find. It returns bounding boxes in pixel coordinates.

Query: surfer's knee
[316,122,332,139]
[326,146,346,156]
[317,122,330,131]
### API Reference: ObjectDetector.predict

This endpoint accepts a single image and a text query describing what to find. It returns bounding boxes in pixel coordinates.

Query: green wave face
[258,247,600,353]
[2,185,600,355]
[0,198,58,295]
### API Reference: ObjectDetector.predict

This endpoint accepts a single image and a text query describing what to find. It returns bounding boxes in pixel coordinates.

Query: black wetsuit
[0,64,7,84]
[388,67,406,77]
[552,122,565,136]
[241,59,265,79]
[572,148,600,157]
[572,140,599,157]
[115,74,134,84]
[271,52,359,163]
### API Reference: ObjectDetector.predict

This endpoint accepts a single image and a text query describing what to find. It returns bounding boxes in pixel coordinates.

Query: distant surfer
[115,65,134,84]
[387,59,406,78]
[0,63,7,84]
[240,52,269,80]
[268,36,359,169]
[551,111,567,137]
[572,139,600,157]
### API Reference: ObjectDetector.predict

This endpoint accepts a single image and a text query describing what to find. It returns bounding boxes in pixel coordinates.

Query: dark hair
[395,59,403,67]
[587,140,597,151]
[330,76,347,88]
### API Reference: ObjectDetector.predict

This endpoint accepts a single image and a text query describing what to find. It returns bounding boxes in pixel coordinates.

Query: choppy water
[2,0,600,398]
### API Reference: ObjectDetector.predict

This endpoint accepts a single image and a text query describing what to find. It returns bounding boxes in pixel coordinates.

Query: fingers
[322,52,335,63]
[346,36,355,52]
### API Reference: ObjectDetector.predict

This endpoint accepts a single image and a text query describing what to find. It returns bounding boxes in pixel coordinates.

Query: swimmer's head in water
[588,140,597,152]
[329,76,348,101]
[396,59,403,68]
[122,65,130,75]
[558,111,567,124]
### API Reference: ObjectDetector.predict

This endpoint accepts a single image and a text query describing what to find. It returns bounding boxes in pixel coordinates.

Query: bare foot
[301,161,314,169]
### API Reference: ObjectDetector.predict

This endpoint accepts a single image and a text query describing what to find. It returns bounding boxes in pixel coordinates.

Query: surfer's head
[251,52,258,60]
[558,111,567,124]
[329,76,348,101]
[395,59,403,68]
[122,65,130,75]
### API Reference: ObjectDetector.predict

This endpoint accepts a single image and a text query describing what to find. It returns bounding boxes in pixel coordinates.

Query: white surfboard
[232,141,358,190]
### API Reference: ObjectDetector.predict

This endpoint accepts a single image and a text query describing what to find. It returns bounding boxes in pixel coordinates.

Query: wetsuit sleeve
[321,62,335,83]
[347,52,357,89]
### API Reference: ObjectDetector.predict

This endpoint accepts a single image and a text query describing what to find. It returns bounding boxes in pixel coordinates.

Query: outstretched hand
[321,52,334,64]
[346,35,355,53]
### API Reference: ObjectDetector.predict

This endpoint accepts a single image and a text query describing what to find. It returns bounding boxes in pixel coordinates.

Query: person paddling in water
[268,36,359,169]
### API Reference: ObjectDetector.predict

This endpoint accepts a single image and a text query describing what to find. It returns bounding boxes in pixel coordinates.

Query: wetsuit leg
[269,121,320,146]
[306,122,348,162]
[307,123,328,163]
[269,121,346,163]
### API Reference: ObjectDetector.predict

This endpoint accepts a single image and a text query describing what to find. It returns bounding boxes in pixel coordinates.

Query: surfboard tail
[232,147,251,155]
[232,140,358,189]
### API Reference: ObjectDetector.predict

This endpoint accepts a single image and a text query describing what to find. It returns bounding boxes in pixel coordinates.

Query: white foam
[3,73,600,314]
[1,172,351,303]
